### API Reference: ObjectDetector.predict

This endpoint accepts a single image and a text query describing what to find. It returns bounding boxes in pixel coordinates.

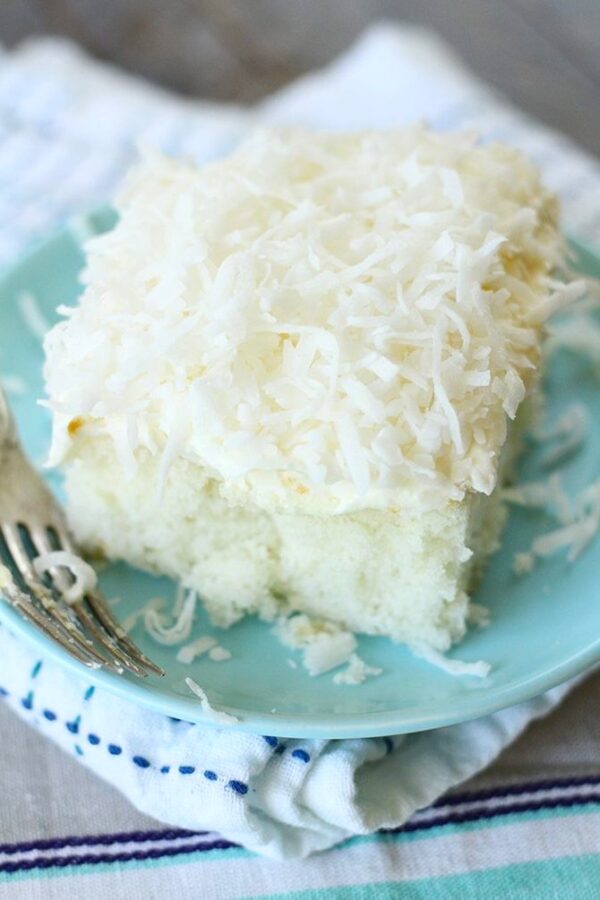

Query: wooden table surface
[1,0,599,155]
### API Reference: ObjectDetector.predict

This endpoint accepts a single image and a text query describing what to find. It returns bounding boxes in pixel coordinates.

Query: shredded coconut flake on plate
[546,315,600,371]
[122,596,165,634]
[208,645,232,662]
[176,635,217,664]
[175,637,232,664]
[506,473,600,568]
[184,677,238,725]
[503,473,572,524]
[18,290,50,340]
[535,403,588,468]
[411,643,491,678]
[144,586,197,645]
[32,550,97,604]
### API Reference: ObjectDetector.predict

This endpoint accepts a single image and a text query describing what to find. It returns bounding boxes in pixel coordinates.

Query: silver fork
[0,388,163,678]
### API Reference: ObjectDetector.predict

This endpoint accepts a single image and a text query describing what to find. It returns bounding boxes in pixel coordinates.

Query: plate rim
[1,598,599,738]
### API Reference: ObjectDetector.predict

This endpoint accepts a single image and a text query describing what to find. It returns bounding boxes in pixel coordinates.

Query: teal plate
[0,210,599,739]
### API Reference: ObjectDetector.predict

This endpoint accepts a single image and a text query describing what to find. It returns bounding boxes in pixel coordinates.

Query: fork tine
[1,523,121,673]
[31,525,152,678]
[53,526,164,677]
[84,589,165,676]
[0,559,103,670]
[1,388,162,679]
[75,599,154,677]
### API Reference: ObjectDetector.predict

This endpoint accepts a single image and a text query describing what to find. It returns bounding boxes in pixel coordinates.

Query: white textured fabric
[0,625,575,860]
[0,23,599,861]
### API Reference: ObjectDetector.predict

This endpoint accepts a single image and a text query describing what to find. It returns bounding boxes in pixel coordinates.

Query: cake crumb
[513,552,536,575]
[333,654,382,686]
[467,603,491,628]
[275,614,357,676]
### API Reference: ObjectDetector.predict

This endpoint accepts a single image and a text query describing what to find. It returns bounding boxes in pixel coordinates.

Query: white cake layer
[64,437,507,651]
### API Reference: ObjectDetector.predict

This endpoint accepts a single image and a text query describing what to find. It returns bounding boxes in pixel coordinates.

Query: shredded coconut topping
[44,127,576,512]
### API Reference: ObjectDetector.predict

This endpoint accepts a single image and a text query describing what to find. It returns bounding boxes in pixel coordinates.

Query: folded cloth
[0,625,575,859]
[0,22,599,860]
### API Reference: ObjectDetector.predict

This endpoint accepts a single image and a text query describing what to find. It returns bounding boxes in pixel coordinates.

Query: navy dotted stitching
[31,661,43,679]
[21,691,33,711]
[291,749,310,763]
[227,780,248,795]
[0,683,250,792]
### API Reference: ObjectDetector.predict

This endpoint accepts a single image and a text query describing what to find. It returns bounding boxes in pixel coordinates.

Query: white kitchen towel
[0,626,576,860]
[0,23,599,860]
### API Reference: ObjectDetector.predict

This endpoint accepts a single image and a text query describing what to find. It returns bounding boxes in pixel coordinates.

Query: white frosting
[44,127,574,513]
